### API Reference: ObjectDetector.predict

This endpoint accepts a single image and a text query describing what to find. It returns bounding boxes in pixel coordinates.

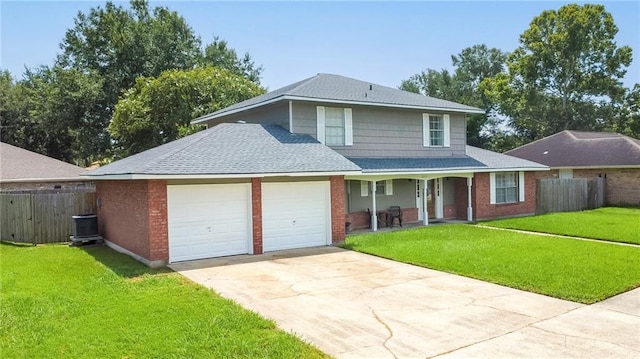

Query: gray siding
[291,101,467,157]
[203,101,289,130]
[346,179,415,212]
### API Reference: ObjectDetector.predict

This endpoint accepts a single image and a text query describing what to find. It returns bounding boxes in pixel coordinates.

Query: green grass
[0,243,327,358]
[481,207,640,245]
[344,225,640,304]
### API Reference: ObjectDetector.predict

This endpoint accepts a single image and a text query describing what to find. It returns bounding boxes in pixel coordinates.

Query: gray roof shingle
[348,146,547,173]
[348,157,485,173]
[193,73,483,123]
[87,124,361,177]
[505,130,640,167]
[466,146,548,170]
[1,142,88,181]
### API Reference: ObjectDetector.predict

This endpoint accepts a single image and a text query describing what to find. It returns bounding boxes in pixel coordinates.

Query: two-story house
[87,74,547,267]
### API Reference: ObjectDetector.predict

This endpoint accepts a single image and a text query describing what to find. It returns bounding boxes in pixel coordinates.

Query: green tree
[401,45,507,147]
[1,67,105,165]
[109,66,265,158]
[481,3,633,144]
[201,36,263,84]
[45,0,264,162]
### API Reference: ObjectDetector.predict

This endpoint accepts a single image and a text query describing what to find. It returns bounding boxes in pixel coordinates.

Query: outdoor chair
[388,206,403,228]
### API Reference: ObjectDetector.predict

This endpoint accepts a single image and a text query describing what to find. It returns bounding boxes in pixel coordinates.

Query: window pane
[429,115,444,146]
[324,107,345,146]
[495,172,518,203]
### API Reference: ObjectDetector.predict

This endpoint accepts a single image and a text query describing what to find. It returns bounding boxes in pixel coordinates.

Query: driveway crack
[428,306,585,358]
[531,323,640,353]
[371,307,398,359]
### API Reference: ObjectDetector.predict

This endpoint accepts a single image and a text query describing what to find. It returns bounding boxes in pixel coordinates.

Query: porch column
[371,180,378,231]
[422,179,429,226]
[467,177,473,221]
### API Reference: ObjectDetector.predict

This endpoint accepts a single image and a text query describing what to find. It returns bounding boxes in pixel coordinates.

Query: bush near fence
[1,189,96,244]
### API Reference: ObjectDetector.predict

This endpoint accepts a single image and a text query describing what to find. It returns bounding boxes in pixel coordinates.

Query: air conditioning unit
[70,214,102,246]
[72,214,98,237]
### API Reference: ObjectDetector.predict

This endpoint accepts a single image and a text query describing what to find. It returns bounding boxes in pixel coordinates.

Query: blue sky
[1,1,639,90]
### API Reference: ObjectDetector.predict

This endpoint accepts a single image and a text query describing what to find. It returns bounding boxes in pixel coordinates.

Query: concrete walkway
[170,247,640,358]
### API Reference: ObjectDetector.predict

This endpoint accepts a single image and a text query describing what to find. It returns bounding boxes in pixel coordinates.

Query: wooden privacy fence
[1,189,96,244]
[537,178,605,214]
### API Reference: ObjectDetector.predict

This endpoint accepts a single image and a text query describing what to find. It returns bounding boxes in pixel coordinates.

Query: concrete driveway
[170,247,640,358]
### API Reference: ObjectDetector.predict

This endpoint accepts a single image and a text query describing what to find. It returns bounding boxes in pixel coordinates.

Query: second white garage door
[262,181,331,252]
[167,184,251,263]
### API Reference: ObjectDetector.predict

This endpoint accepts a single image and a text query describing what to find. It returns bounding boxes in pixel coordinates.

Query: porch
[346,218,469,235]
[344,175,475,232]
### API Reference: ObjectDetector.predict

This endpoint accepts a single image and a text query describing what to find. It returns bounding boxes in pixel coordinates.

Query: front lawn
[344,225,640,304]
[0,244,326,358]
[481,207,640,245]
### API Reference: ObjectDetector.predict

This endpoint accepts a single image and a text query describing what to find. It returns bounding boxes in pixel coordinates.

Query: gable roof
[0,142,87,182]
[347,146,547,174]
[192,73,484,124]
[505,130,640,168]
[86,123,360,179]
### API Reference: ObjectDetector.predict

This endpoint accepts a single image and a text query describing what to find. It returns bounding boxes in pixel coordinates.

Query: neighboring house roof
[86,123,361,178]
[348,146,548,174]
[192,73,484,124]
[0,142,87,182]
[505,130,640,168]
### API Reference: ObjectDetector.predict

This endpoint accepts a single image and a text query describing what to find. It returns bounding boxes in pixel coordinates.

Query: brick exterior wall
[536,168,640,206]
[147,180,168,262]
[330,176,346,242]
[251,178,263,254]
[473,172,537,220]
[346,207,419,230]
[96,180,168,264]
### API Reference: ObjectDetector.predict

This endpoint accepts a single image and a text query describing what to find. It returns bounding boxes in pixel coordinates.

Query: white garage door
[167,184,251,262]
[262,181,331,252]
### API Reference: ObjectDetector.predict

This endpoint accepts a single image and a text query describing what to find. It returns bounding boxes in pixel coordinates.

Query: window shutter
[385,180,393,195]
[519,171,525,202]
[422,113,430,147]
[360,181,368,197]
[344,108,353,146]
[489,173,496,204]
[443,114,451,147]
[316,106,326,144]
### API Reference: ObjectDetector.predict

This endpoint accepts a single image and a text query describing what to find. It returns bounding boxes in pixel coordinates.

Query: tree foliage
[481,4,634,144]
[109,66,265,158]
[1,67,104,165]
[3,0,264,164]
[202,36,263,84]
[401,44,507,147]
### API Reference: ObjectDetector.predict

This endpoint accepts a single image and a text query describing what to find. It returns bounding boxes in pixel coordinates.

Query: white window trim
[317,106,353,146]
[316,106,326,144]
[423,113,450,147]
[360,180,368,197]
[490,171,525,204]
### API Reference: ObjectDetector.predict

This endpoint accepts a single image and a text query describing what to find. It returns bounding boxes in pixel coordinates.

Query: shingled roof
[0,142,87,182]
[349,146,547,173]
[192,73,484,124]
[505,130,640,168]
[86,123,361,178]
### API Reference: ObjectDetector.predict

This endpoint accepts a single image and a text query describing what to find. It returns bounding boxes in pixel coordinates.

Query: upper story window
[429,115,444,146]
[490,171,526,204]
[316,106,353,146]
[422,113,450,147]
[325,107,345,146]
